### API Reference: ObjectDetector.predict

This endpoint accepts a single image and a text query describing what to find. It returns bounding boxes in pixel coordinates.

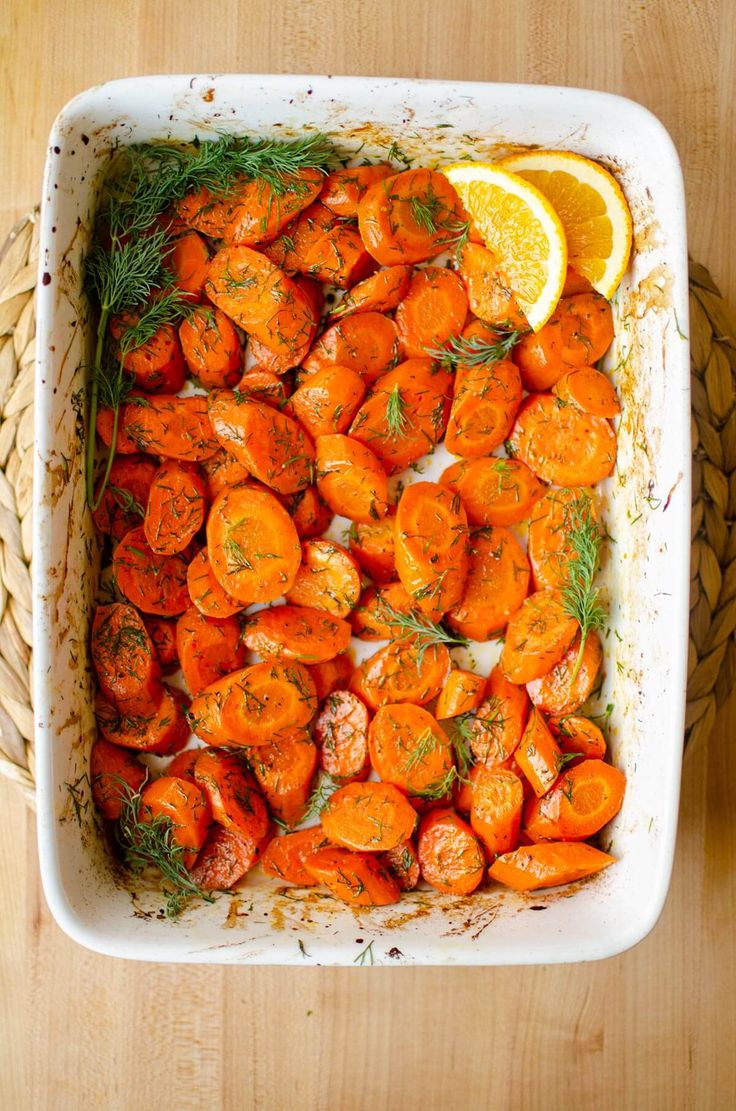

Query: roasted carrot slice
[300,223,377,288]
[417,808,485,895]
[500,589,578,684]
[348,513,397,582]
[287,365,366,439]
[286,485,334,540]
[527,633,603,717]
[243,605,351,664]
[143,460,206,556]
[175,606,247,696]
[358,168,466,266]
[314,690,371,783]
[321,164,394,216]
[349,359,453,474]
[206,246,316,364]
[435,669,486,719]
[285,539,362,617]
[514,708,563,798]
[91,602,162,716]
[315,434,389,523]
[395,481,469,619]
[561,266,594,296]
[92,454,158,541]
[551,715,607,761]
[194,749,270,847]
[445,357,522,458]
[247,733,319,828]
[189,661,316,748]
[235,369,290,407]
[139,776,212,869]
[523,758,626,841]
[206,485,301,605]
[167,230,210,301]
[320,781,417,851]
[527,487,593,591]
[331,265,412,319]
[208,390,314,495]
[453,457,544,528]
[380,839,420,890]
[304,846,401,906]
[175,182,241,238]
[368,703,453,799]
[262,202,337,273]
[306,654,354,701]
[553,366,621,418]
[167,748,200,783]
[190,825,261,890]
[446,526,529,641]
[187,548,243,619]
[470,665,529,766]
[301,312,400,383]
[113,527,190,616]
[90,739,147,820]
[457,242,528,329]
[143,616,178,673]
[488,841,615,891]
[98,395,219,461]
[508,394,617,486]
[221,168,325,246]
[513,292,614,391]
[470,766,524,857]
[180,305,242,388]
[200,449,252,503]
[95,685,189,755]
[109,313,186,393]
[261,826,330,885]
[395,267,468,357]
[351,581,414,640]
[353,639,450,710]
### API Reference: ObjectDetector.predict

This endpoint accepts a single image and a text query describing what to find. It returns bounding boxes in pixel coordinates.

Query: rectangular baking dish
[33,75,690,965]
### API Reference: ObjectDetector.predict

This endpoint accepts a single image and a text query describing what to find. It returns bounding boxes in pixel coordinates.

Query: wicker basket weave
[0,210,733,806]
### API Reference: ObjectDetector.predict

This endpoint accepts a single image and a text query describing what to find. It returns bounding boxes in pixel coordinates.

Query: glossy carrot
[189,662,317,748]
[457,242,528,329]
[330,265,412,319]
[167,230,210,301]
[368,703,453,799]
[380,839,421,891]
[187,548,244,619]
[262,202,337,273]
[208,390,314,495]
[109,313,186,394]
[514,708,563,798]
[306,654,354,701]
[321,164,394,216]
[500,589,578,684]
[435,669,486,720]
[470,766,524,857]
[92,454,158,542]
[470,666,529,766]
[143,616,179,673]
[513,292,614,391]
[286,486,334,540]
[353,639,451,710]
[351,582,414,640]
[175,606,247,695]
[167,748,200,783]
[523,759,626,841]
[285,539,362,618]
[91,602,162,716]
[143,460,206,556]
[395,480,470,618]
[445,356,522,459]
[395,266,468,357]
[453,457,544,528]
[113,527,190,616]
[527,633,603,717]
[190,825,262,890]
[300,223,377,288]
[95,685,189,756]
[488,841,614,891]
[301,312,400,383]
[235,369,290,407]
[315,434,389,524]
[416,808,485,895]
[247,733,319,828]
[358,168,466,265]
[527,487,594,591]
[139,776,212,869]
[287,365,366,439]
[243,605,352,664]
[446,526,530,641]
[98,395,219,462]
[221,168,325,246]
[200,449,252,503]
[194,749,270,847]
[551,715,607,762]
[179,306,242,388]
[314,690,371,783]
[304,846,401,906]
[320,781,417,851]
[553,366,621,418]
[508,394,617,486]
[90,739,147,821]
[348,514,397,583]
[261,827,330,885]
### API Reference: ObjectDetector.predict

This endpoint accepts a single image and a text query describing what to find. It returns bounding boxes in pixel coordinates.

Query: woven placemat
[0,210,734,807]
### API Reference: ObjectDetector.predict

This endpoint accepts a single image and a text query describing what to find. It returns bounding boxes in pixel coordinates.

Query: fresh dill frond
[116,287,190,358]
[297,775,339,828]
[353,940,376,966]
[385,383,411,438]
[408,190,470,257]
[377,598,469,664]
[561,495,608,683]
[442,714,476,778]
[411,765,460,801]
[404,727,443,773]
[425,329,522,369]
[84,229,170,315]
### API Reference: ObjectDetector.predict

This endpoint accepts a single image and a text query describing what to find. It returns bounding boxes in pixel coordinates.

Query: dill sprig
[377,598,469,663]
[385,383,411,438]
[408,187,470,258]
[296,775,339,828]
[561,496,608,683]
[425,329,521,369]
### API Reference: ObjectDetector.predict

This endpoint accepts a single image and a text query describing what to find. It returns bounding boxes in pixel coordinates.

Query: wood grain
[1,1,734,1108]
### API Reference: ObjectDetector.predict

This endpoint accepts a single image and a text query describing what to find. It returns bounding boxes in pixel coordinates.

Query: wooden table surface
[1,2,735,1108]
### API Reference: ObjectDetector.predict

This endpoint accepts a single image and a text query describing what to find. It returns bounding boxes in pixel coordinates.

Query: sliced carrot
[139,776,212,870]
[395,266,468,358]
[200,449,252,503]
[438,458,470,492]
[353,639,450,710]
[395,481,469,619]
[190,825,261,890]
[368,703,453,798]
[235,369,290,407]
[470,766,524,857]
[523,758,626,841]
[247,733,319,828]
[194,749,270,847]
[527,487,593,591]
[91,602,162,716]
[488,841,614,891]
[380,839,420,891]
[143,460,206,556]
[142,616,178,674]
[285,539,362,617]
[167,748,200,783]
[454,457,544,527]
[261,826,330,885]
[286,486,334,540]
[320,780,417,851]
[445,357,522,458]
[514,708,563,798]
[90,739,147,820]
[446,526,529,641]
[331,265,412,319]
[95,685,189,755]
[417,808,485,895]
[321,164,394,216]
[92,454,158,542]
[561,266,594,297]
[306,654,354,701]
[457,242,529,329]
[189,661,316,748]
[348,514,397,583]
[208,389,314,495]
[304,846,401,906]
[175,606,247,696]
[109,313,186,393]
[551,715,607,761]
[113,527,190,616]
[314,690,371,783]
[287,365,366,439]
[222,168,325,246]
[243,605,351,664]
[301,312,400,383]
[98,395,219,461]
[206,485,301,605]
[470,665,529,766]
[300,223,377,288]
[509,394,617,486]
[513,292,614,391]
[351,581,414,640]
[527,633,603,717]
[261,202,337,273]
[349,359,453,474]
[179,306,242,388]
[187,548,243,619]
[553,366,621,418]
[206,246,316,364]
[167,230,210,301]
[453,763,480,816]
[435,669,486,719]
[315,434,389,523]
[500,589,578,684]
[358,168,465,266]
[176,182,241,238]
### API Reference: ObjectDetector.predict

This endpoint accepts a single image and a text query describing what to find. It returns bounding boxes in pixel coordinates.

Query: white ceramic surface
[34,75,690,965]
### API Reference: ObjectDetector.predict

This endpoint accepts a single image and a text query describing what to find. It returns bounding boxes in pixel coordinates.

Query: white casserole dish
[34,75,690,965]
